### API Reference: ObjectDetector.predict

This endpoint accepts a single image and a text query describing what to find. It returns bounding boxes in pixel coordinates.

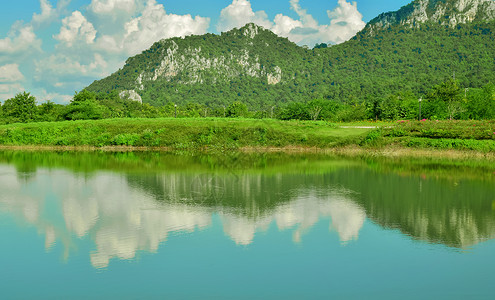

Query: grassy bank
[377,120,495,152]
[0,118,372,150]
[0,118,494,153]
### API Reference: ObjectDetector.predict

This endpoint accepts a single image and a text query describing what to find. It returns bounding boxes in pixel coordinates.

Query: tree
[307,99,323,121]
[37,101,64,122]
[2,92,37,123]
[464,85,495,120]
[428,79,465,120]
[279,102,310,120]
[313,43,328,49]
[64,90,109,120]
[226,101,249,118]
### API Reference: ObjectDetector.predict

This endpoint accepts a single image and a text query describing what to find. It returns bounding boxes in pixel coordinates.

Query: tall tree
[428,79,465,120]
[2,92,37,123]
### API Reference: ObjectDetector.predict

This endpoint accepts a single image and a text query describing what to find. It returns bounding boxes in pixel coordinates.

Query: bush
[111,134,141,146]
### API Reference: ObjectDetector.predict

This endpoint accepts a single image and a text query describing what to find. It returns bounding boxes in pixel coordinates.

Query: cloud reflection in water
[0,165,364,269]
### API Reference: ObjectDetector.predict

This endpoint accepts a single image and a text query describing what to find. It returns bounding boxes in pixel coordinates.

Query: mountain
[87,0,495,108]
[364,0,495,35]
[87,24,313,108]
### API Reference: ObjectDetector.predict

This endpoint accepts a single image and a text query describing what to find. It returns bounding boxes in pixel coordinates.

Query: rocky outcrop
[135,35,283,86]
[119,90,142,103]
[364,0,495,35]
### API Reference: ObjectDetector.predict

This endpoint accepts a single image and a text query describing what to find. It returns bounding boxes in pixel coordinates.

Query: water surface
[0,151,494,299]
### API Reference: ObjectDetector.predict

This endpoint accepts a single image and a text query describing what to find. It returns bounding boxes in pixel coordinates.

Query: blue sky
[0,0,411,104]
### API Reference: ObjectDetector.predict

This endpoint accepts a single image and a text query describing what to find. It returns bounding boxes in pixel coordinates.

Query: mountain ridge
[86,0,495,108]
[363,0,495,35]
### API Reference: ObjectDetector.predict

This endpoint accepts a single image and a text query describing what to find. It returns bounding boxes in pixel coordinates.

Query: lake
[0,151,494,299]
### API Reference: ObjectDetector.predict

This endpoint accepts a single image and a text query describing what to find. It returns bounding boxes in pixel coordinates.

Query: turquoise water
[0,152,494,299]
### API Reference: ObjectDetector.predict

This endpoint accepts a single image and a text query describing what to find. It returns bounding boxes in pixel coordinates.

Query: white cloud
[325,0,367,42]
[280,0,365,46]
[216,0,365,46]
[35,53,109,78]
[217,0,272,32]
[271,14,302,37]
[94,35,121,53]
[0,83,24,101]
[289,0,318,28]
[89,0,137,14]
[32,0,56,25]
[54,11,97,46]
[36,89,73,104]
[0,64,25,82]
[118,0,210,56]
[0,23,42,55]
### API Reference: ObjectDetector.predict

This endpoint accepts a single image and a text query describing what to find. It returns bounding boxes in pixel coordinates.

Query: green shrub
[361,129,383,146]
[112,134,141,146]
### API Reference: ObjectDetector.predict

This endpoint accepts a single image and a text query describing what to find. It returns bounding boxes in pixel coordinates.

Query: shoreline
[1,144,494,160]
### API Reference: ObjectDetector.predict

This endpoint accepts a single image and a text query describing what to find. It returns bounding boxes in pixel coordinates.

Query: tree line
[1,79,494,124]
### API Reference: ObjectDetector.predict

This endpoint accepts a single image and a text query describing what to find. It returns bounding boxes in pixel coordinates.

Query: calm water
[0,151,494,299]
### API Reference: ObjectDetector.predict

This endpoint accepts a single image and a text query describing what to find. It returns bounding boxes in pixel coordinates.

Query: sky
[0,0,411,104]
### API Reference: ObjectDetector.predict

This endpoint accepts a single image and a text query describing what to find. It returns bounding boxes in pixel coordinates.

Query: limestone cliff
[364,0,495,35]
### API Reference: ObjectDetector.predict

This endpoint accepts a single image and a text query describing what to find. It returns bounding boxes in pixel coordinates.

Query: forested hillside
[87,24,312,108]
[318,21,495,101]
[85,0,495,111]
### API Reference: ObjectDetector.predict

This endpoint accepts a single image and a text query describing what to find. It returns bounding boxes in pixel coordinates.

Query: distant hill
[87,0,495,108]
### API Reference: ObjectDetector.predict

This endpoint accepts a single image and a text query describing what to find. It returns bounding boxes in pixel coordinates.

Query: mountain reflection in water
[0,165,365,269]
[0,151,494,269]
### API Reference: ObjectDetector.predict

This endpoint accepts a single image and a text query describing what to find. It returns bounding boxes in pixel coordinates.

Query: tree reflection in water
[0,151,494,269]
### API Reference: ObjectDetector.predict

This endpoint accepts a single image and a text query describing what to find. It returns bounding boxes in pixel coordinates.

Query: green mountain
[87,23,312,108]
[86,0,495,108]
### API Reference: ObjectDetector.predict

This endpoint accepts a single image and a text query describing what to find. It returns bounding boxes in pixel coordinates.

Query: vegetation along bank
[0,118,494,155]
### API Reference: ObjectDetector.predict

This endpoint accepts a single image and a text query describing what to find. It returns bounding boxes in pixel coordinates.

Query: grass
[0,118,373,150]
[379,120,495,152]
[1,118,495,153]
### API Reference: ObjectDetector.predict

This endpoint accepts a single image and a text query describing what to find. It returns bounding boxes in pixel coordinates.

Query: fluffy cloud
[88,0,211,55]
[35,53,109,78]
[89,0,137,14]
[289,0,319,28]
[322,0,367,43]
[0,64,25,82]
[33,53,109,103]
[217,0,272,32]
[0,83,24,101]
[54,11,97,46]
[278,0,366,45]
[216,0,365,46]
[32,0,56,25]
[271,14,303,37]
[36,89,73,104]
[118,0,210,55]
[0,23,42,56]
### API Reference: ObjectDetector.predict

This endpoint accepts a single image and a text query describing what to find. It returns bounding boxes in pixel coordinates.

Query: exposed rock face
[119,90,142,103]
[267,66,282,85]
[242,23,259,39]
[135,35,283,86]
[365,0,495,35]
